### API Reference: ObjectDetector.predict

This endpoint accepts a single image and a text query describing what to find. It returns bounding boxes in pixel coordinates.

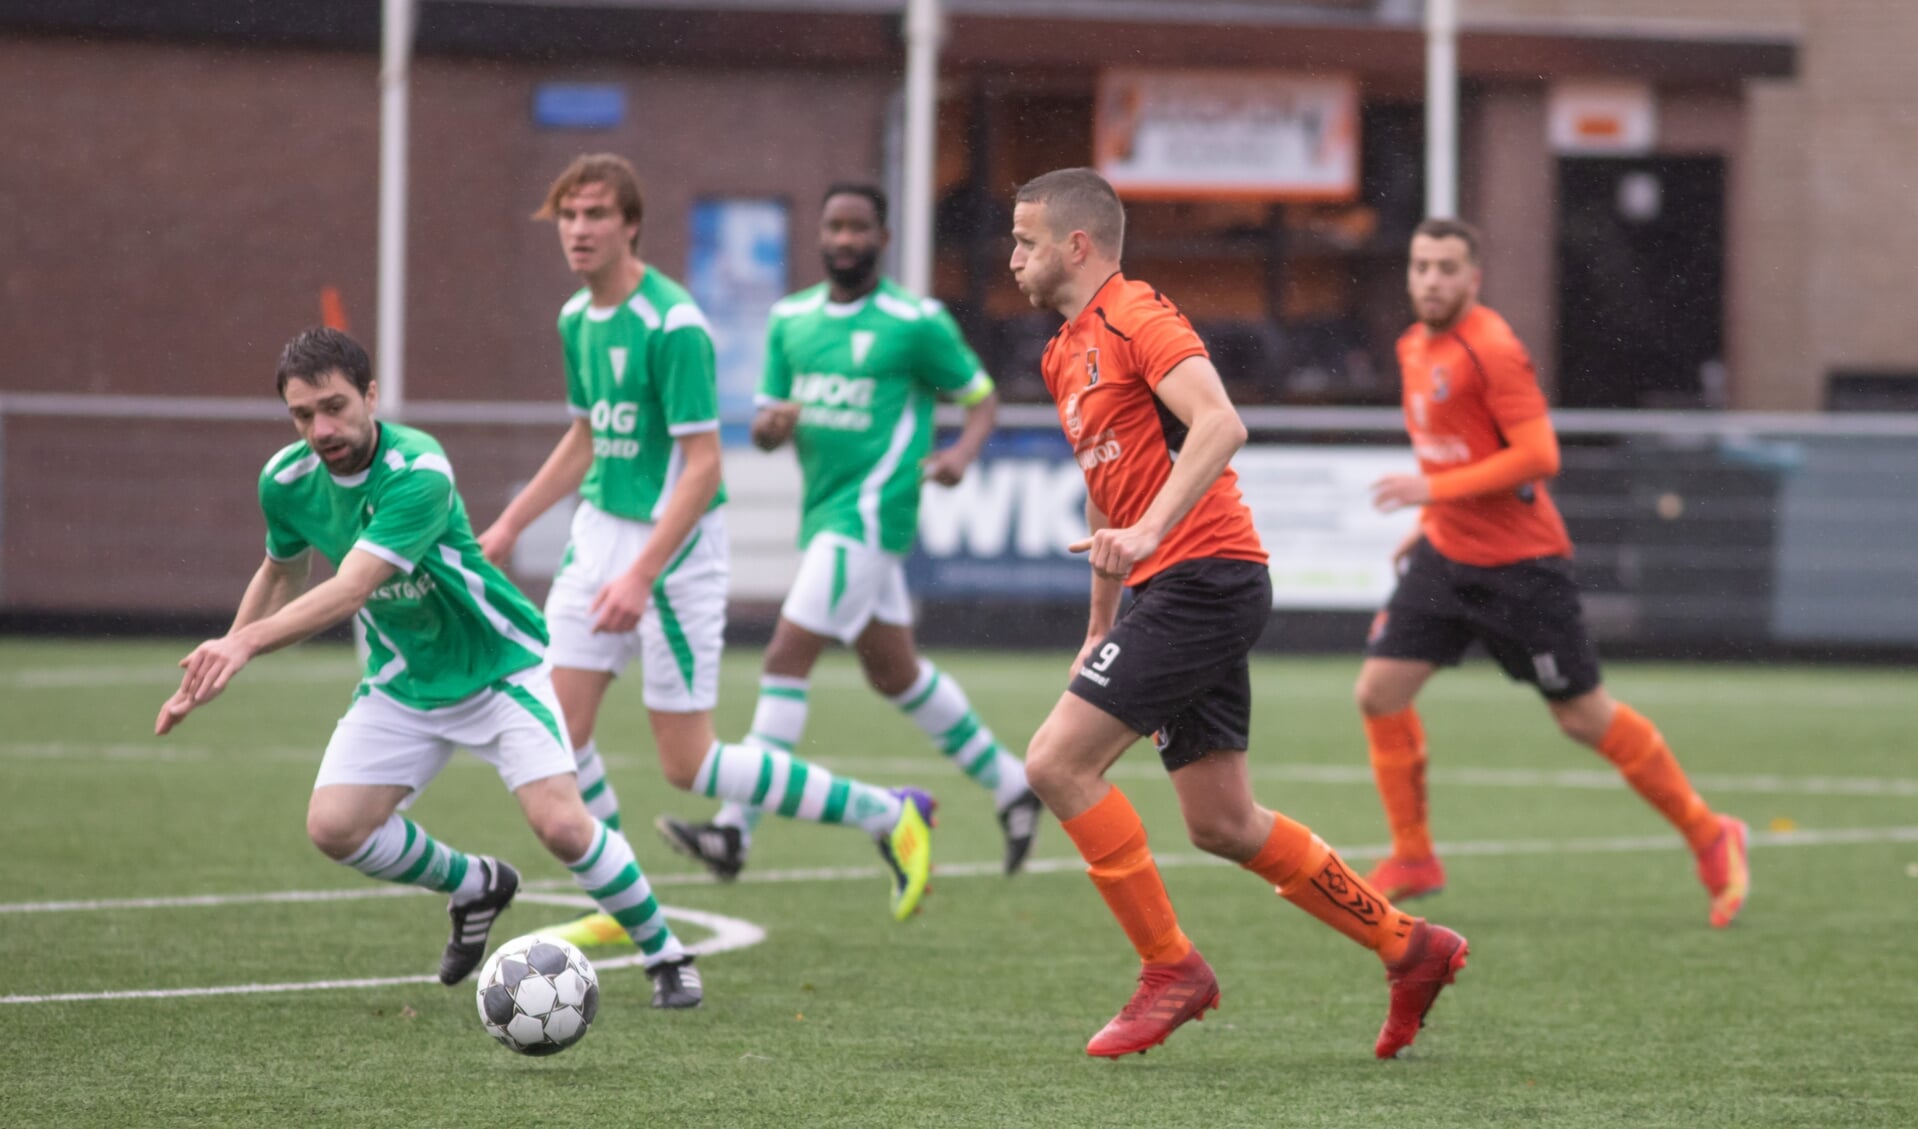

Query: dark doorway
[1555,157,1725,408]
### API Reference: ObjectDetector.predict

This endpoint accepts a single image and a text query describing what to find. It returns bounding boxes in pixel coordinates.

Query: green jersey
[558,268,728,522]
[258,422,548,710]
[762,279,993,554]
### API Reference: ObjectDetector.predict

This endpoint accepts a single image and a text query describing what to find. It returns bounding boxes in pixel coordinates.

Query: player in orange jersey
[1010,168,1468,1061]
[1358,218,1749,928]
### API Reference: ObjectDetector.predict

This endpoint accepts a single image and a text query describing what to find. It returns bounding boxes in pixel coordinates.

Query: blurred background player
[1358,218,1750,928]
[155,327,700,1007]
[477,156,934,942]
[657,183,1044,881]
[1010,168,1468,1060]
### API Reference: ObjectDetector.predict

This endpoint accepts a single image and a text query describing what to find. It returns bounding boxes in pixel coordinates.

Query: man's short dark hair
[1413,218,1483,263]
[822,183,888,228]
[276,327,373,398]
[1015,167,1126,256]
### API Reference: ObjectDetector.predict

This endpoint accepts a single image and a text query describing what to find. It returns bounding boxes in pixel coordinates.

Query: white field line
[5,824,1911,1005]
[7,739,1918,802]
[0,899,763,1005]
[4,657,1915,710]
[6,824,1913,917]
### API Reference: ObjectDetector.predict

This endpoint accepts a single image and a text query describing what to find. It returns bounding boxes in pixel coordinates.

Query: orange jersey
[1041,273,1267,586]
[1396,304,1573,566]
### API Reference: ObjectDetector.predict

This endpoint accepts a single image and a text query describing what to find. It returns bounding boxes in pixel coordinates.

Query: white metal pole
[1425,0,1459,219]
[377,0,416,417]
[900,0,944,297]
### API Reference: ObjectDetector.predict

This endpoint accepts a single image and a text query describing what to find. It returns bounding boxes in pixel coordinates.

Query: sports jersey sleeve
[356,459,454,573]
[1480,331,1549,429]
[258,481,309,562]
[759,315,794,406]
[916,309,995,405]
[560,317,589,419]
[1129,304,1210,391]
[658,305,721,436]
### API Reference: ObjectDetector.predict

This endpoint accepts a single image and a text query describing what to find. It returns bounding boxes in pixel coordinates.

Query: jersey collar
[1067,271,1127,338]
[586,268,649,321]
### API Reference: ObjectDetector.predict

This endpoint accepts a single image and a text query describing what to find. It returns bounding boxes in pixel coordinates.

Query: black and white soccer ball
[475,933,599,1056]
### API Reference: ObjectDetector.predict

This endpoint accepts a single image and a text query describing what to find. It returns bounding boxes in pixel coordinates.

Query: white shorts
[312,664,575,803]
[779,533,913,645]
[546,500,729,712]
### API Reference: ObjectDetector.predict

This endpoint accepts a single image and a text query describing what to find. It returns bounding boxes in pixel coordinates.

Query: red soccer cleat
[1366,854,1447,902]
[1374,920,1469,1059]
[1694,815,1751,929]
[1085,947,1221,1058]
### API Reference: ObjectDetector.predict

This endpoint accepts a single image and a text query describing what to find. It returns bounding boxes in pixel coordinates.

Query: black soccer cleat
[654,815,746,882]
[438,857,519,986]
[998,788,1046,876]
[647,956,704,1009]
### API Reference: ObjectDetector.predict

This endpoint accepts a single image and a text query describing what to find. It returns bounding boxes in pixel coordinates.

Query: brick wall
[0,38,895,404]
[1801,1,1918,396]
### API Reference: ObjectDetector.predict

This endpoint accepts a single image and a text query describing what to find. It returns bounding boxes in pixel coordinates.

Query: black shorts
[1068,558,1272,772]
[1367,538,1601,701]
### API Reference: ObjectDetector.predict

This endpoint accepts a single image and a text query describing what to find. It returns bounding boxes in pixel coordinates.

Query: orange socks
[1598,703,1720,852]
[1364,708,1433,861]
[1242,812,1416,964]
[1059,788,1191,966]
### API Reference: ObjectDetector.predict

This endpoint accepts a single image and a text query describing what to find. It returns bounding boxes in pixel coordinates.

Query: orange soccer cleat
[1374,920,1469,1059]
[1085,947,1221,1058]
[1366,854,1447,902]
[1694,815,1751,928]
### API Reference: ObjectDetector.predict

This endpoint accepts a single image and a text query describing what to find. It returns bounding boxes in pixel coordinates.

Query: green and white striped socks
[890,660,1029,810]
[695,740,901,837]
[711,675,810,843]
[567,820,684,967]
[574,739,623,831]
[341,814,483,900]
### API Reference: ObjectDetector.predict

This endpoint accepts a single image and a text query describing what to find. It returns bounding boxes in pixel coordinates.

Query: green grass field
[3,638,1914,1127]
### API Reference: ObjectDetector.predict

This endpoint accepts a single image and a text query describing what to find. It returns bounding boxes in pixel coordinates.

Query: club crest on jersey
[1084,348,1101,387]
[1430,365,1450,402]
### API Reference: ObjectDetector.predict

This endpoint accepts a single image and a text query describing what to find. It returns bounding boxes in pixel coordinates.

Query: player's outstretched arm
[923,389,998,487]
[155,550,396,735]
[1371,416,1560,513]
[1069,355,1247,579]
[478,419,594,566]
[229,552,312,634]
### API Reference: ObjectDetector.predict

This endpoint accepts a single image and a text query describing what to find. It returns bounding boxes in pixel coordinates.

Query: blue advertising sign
[687,198,788,425]
[909,430,1090,599]
[532,84,625,130]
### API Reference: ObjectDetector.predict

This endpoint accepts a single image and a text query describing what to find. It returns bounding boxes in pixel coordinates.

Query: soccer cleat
[646,956,704,1009]
[1366,854,1447,902]
[654,815,747,882]
[439,857,520,986]
[998,788,1046,876]
[1374,919,1469,1059]
[539,910,632,949]
[1085,947,1220,1058]
[1695,815,1751,928]
[877,788,936,921]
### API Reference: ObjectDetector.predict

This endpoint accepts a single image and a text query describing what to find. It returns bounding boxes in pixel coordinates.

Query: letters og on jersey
[1040,273,1266,587]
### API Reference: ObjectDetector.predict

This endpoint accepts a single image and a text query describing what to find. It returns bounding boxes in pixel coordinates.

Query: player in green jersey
[656,184,1043,883]
[479,157,935,945]
[155,327,701,1006]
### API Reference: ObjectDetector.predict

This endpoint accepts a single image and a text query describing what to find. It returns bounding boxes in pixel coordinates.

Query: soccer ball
[475,933,600,1056]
